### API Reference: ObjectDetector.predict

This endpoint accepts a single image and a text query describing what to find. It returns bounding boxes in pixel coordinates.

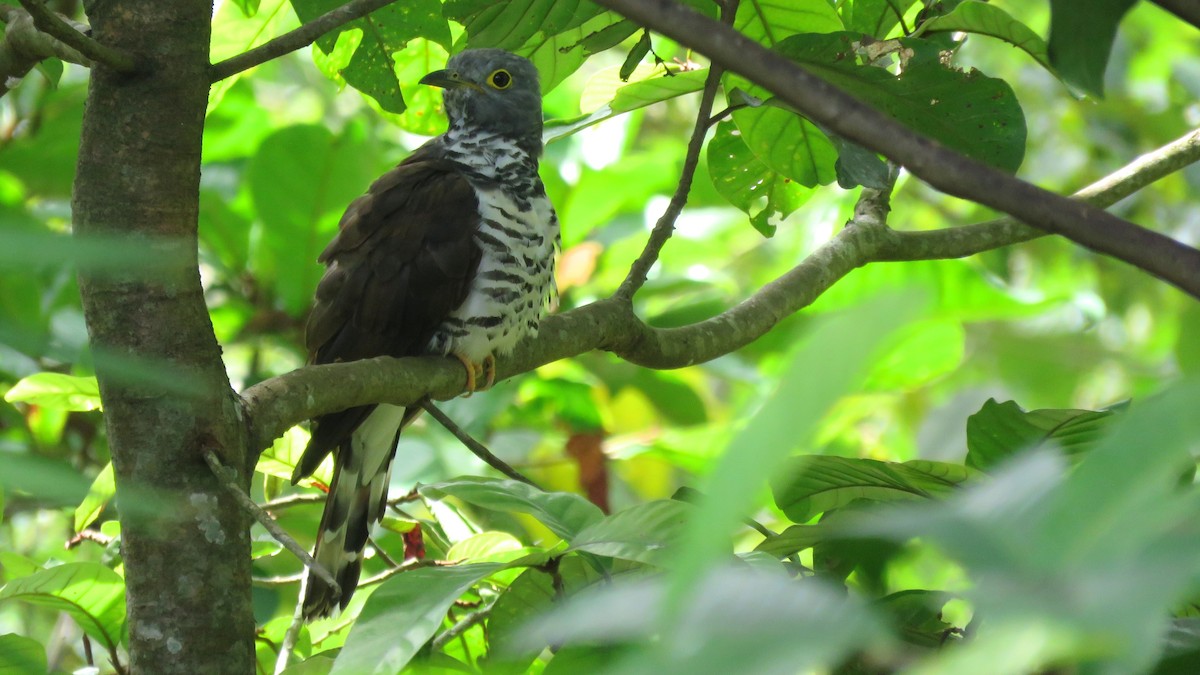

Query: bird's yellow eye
[488,69,513,90]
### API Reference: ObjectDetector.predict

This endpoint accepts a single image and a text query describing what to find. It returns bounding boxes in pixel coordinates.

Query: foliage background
[1,0,1199,672]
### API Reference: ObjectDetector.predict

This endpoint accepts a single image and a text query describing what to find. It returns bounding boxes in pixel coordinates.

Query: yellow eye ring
[488,69,513,90]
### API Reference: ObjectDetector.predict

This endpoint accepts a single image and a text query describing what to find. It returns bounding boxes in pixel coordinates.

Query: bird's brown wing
[294,146,482,480]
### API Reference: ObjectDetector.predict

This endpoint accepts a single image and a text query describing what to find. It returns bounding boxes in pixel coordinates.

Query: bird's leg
[450,353,497,397]
[452,352,479,396]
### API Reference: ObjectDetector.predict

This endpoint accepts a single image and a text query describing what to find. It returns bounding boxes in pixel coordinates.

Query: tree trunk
[73,1,255,671]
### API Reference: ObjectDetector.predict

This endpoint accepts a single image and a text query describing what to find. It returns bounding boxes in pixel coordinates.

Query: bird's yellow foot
[452,353,496,397]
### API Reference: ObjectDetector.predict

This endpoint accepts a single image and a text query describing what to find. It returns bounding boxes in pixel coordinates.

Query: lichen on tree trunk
[72,1,256,671]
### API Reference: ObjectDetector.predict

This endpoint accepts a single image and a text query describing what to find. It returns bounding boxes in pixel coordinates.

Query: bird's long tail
[301,404,409,620]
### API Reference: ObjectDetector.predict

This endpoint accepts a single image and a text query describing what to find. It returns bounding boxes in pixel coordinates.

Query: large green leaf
[0,563,126,654]
[545,66,708,143]
[920,1,1054,76]
[383,38,451,135]
[421,477,604,541]
[753,524,826,557]
[331,563,509,674]
[4,372,101,411]
[707,119,814,235]
[845,0,921,38]
[292,0,451,114]
[965,399,1122,471]
[771,456,970,523]
[1047,0,1136,97]
[209,0,298,111]
[0,633,46,675]
[731,32,1027,180]
[567,500,692,565]
[734,0,842,46]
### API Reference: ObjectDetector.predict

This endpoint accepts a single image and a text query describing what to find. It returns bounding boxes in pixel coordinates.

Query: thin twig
[201,449,340,596]
[273,582,307,675]
[614,0,739,300]
[419,400,542,488]
[253,573,305,586]
[430,607,491,651]
[358,558,447,588]
[15,0,135,71]
[210,0,395,82]
[877,127,1200,261]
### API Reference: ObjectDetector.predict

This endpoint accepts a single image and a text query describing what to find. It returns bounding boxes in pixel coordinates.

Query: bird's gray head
[420,49,543,156]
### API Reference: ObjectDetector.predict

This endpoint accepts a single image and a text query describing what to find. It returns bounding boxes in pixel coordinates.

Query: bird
[290,48,559,620]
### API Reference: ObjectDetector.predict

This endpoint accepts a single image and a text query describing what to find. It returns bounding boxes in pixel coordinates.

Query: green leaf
[445,531,524,563]
[737,32,1027,174]
[725,92,839,189]
[387,39,452,135]
[293,0,452,113]
[771,456,970,523]
[256,425,332,489]
[620,30,651,81]
[421,477,604,541]
[734,0,842,47]
[546,66,707,143]
[567,500,692,565]
[0,633,47,675]
[1047,0,1136,97]
[965,399,1122,471]
[209,0,299,111]
[331,563,509,674]
[4,372,101,411]
[875,590,960,647]
[862,318,966,391]
[0,563,126,655]
[846,0,921,38]
[753,524,826,558]
[74,462,115,532]
[920,1,1054,76]
[707,120,813,236]
[485,557,608,674]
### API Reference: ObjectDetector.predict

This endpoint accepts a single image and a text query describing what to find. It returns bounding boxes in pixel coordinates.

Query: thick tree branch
[616,0,737,300]
[242,124,1200,454]
[210,0,396,82]
[591,0,1200,300]
[15,0,134,72]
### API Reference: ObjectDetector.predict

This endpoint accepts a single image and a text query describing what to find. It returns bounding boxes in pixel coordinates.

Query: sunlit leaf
[4,372,101,411]
[446,531,525,562]
[754,524,826,558]
[421,477,604,541]
[734,0,842,47]
[74,462,115,532]
[0,563,126,654]
[567,500,692,565]
[921,1,1055,76]
[293,0,452,113]
[707,120,813,235]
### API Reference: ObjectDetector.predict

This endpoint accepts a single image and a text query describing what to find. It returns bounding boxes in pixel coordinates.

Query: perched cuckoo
[291,49,559,619]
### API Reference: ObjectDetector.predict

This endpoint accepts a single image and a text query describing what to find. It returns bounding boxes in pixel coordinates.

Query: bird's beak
[419,69,483,91]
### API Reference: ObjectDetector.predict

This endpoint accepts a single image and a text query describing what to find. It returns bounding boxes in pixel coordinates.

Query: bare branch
[615,0,738,300]
[210,0,396,83]
[15,0,135,72]
[591,0,1200,300]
